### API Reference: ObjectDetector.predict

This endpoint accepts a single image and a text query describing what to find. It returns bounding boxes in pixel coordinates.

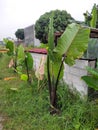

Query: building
[24,25,40,47]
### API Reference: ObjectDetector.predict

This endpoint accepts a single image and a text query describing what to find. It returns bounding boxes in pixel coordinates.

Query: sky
[0,0,98,40]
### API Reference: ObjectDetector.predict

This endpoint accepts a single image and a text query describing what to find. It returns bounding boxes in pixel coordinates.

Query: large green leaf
[54,23,90,66]
[48,12,54,50]
[82,66,98,91]
[86,66,98,78]
[4,39,14,56]
[53,61,64,80]
[49,57,64,80]
[21,74,28,81]
[17,45,25,64]
[25,52,33,70]
[82,76,98,90]
[48,12,55,61]
[90,4,97,28]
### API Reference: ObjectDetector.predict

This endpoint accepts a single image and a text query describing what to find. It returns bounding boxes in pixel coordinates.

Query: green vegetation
[0,53,98,130]
[3,39,34,84]
[46,14,90,113]
[35,9,74,43]
[82,66,98,90]
[84,3,98,28]
[15,29,24,40]
[0,5,98,129]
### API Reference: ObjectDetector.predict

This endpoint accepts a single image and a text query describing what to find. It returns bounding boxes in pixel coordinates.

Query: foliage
[84,3,98,28]
[82,66,98,90]
[83,11,92,26]
[20,74,28,81]
[25,52,33,70]
[38,43,48,49]
[90,4,98,28]
[0,49,98,130]
[35,9,75,43]
[46,13,90,113]
[15,29,24,40]
[4,39,15,56]
[16,45,33,84]
[3,39,33,84]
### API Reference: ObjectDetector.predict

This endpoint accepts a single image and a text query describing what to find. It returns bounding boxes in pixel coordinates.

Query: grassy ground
[0,54,98,130]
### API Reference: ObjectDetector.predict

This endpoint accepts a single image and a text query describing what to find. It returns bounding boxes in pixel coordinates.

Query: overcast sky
[0,0,98,40]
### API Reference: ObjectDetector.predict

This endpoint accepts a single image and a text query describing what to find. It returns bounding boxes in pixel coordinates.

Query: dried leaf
[35,56,46,80]
[4,77,16,81]
[8,59,14,68]
[10,88,18,91]
[0,49,9,53]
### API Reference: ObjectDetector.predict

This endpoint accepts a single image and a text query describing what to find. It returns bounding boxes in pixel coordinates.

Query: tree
[35,10,75,43]
[15,29,24,40]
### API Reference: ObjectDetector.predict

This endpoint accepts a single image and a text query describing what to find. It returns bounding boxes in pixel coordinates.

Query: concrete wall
[24,25,34,46]
[24,25,40,47]
[31,53,47,70]
[63,60,88,96]
[30,53,96,96]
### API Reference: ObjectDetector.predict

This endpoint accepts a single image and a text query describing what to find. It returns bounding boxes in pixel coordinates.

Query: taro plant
[16,45,33,84]
[47,13,90,114]
[3,39,33,84]
[4,39,18,69]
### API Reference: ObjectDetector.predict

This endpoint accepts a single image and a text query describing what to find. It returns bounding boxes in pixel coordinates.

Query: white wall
[30,53,96,96]
[63,60,88,96]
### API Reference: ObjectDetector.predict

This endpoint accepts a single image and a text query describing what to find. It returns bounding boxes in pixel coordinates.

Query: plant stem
[55,54,66,90]
[47,55,52,98]
[25,57,30,84]
[14,49,18,71]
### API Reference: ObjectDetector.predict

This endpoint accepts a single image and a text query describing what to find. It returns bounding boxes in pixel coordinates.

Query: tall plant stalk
[47,14,90,114]
[25,56,30,84]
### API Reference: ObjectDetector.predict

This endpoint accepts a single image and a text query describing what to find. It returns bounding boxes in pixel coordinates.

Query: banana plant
[90,4,98,28]
[84,4,98,28]
[47,14,90,114]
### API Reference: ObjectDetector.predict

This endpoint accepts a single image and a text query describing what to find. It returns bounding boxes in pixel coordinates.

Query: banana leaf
[86,66,98,78]
[90,4,97,28]
[48,58,64,80]
[54,23,90,66]
[48,12,55,61]
[82,76,98,90]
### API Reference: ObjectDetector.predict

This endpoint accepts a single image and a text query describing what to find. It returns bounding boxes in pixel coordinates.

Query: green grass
[0,54,98,130]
